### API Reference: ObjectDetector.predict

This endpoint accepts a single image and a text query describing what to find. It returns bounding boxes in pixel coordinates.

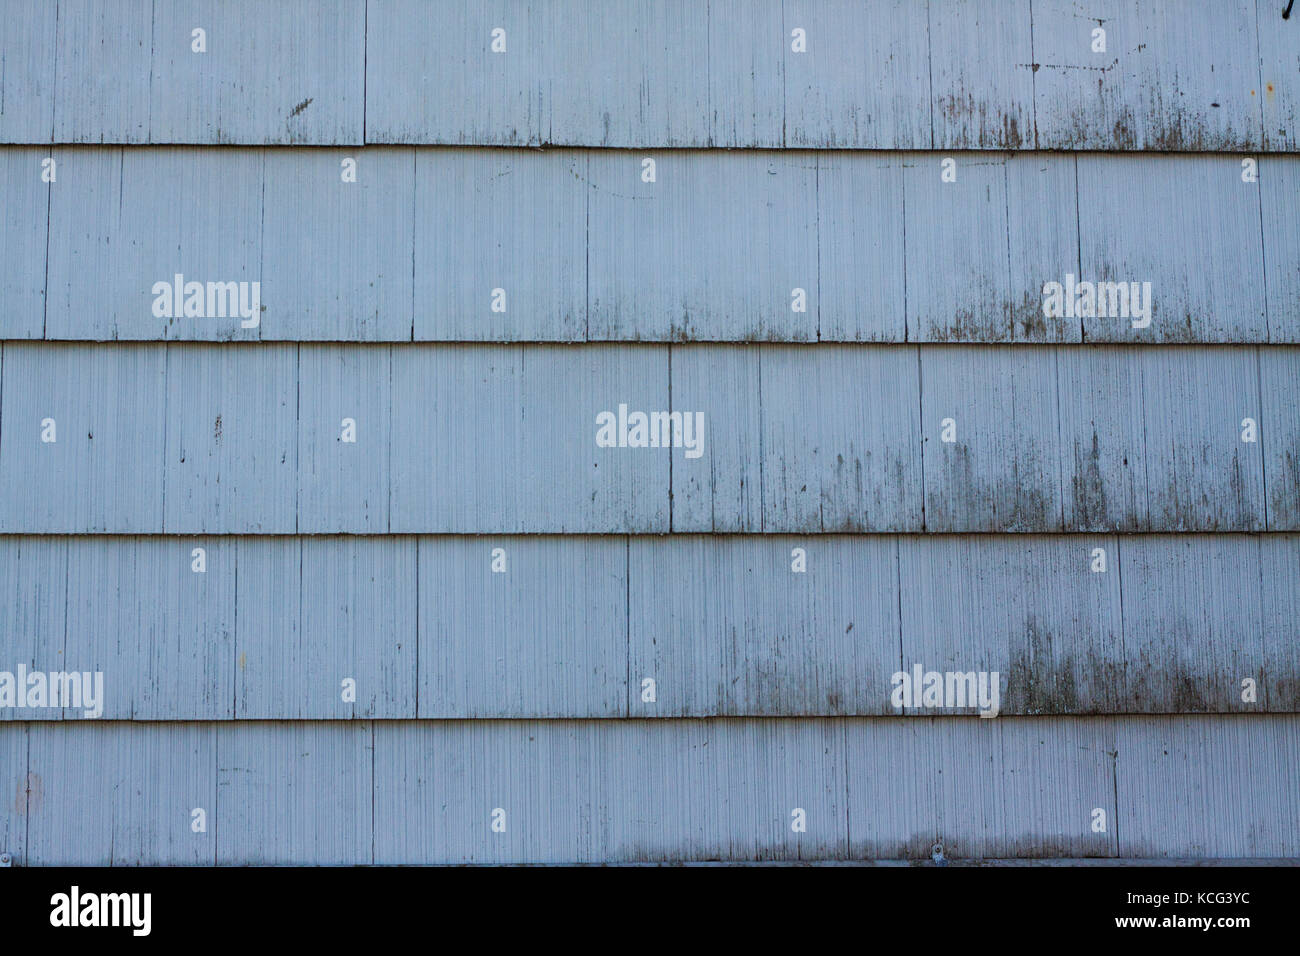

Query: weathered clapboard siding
[5,716,1296,864]
[43,148,265,341]
[12,147,1290,342]
[1033,0,1263,151]
[3,534,1296,720]
[0,149,47,336]
[387,345,670,533]
[1262,156,1300,344]
[3,1,1292,150]
[21,722,218,866]
[215,721,374,865]
[919,347,1063,531]
[0,0,366,145]
[1076,154,1266,343]
[417,536,628,718]
[1115,715,1300,858]
[1,342,1293,533]
[1262,349,1300,529]
[586,151,820,341]
[627,535,902,717]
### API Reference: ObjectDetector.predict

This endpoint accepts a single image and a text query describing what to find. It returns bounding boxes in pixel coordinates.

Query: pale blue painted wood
[215,721,373,865]
[51,0,153,143]
[1116,716,1300,857]
[1260,535,1300,710]
[903,154,1014,342]
[413,149,586,340]
[1006,153,1083,342]
[1259,0,1300,151]
[1261,157,1300,343]
[587,151,820,341]
[23,722,217,865]
[1076,154,1266,343]
[45,147,264,341]
[148,0,365,145]
[3,533,1297,719]
[388,345,670,532]
[10,146,1293,343]
[1034,0,1263,151]
[753,347,924,531]
[929,0,1035,148]
[0,148,48,337]
[162,345,298,533]
[63,537,237,720]
[816,152,907,341]
[0,723,25,862]
[1261,347,1300,530]
[0,344,166,532]
[1056,346,1148,531]
[665,346,762,531]
[0,537,67,723]
[260,148,414,340]
[0,0,56,141]
[899,535,1124,715]
[234,537,417,719]
[919,346,1062,531]
[8,716,1300,862]
[1118,536,1267,713]
[627,535,900,716]
[296,345,391,532]
[366,0,710,148]
[844,718,1118,858]
[1138,348,1266,531]
[416,536,627,718]
[781,0,932,148]
[3,1,1291,149]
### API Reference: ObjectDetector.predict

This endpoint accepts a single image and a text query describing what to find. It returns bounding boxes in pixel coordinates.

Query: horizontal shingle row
[3,148,1297,342]
[3,1,1294,150]
[1,342,1295,533]
[3,716,1296,864]
[1,534,1295,720]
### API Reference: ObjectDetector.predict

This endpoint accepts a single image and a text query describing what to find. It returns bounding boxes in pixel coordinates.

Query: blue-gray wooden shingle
[816,152,907,341]
[587,151,820,341]
[899,535,1124,715]
[388,345,670,532]
[296,345,391,532]
[45,147,264,341]
[1117,536,1267,713]
[260,148,414,341]
[414,149,587,341]
[163,344,298,533]
[1115,715,1300,857]
[62,536,236,720]
[1137,347,1266,531]
[929,0,1035,149]
[7,716,1300,863]
[1076,154,1266,343]
[0,0,56,141]
[215,721,373,865]
[627,535,901,716]
[919,346,1062,531]
[1261,157,1300,343]
[416,535,628,718]
[903,154,1014,341]
[0,343,167,532]
[1056,346,1148,531]
[22,721,217,865]
[0,149,48,337]
[780,0,932,149]
[1261,347,1300,530]
[1033,0,1263,151]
